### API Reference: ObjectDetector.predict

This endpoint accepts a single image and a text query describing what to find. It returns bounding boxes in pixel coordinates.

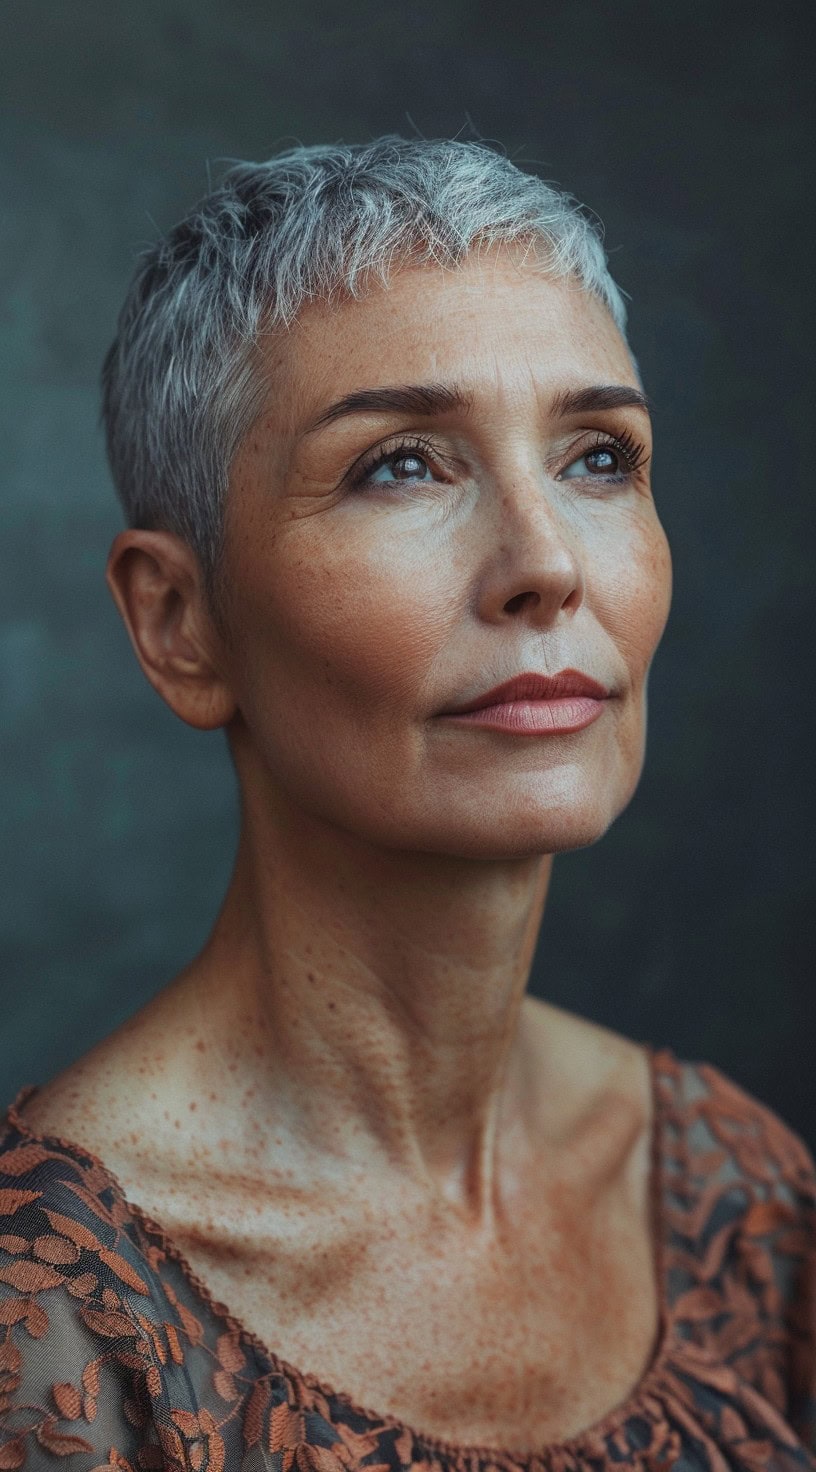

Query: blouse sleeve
[692,1062,816,1452]
[755,1099,816,1451]
[0,1132,167,1470]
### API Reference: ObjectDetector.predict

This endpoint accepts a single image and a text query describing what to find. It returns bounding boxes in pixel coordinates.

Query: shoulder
[0,1096,208,1466]
[521,998,651,1130]
[0,1099,346,1470]
[655,1048,816,1211]
[655,1051,816,1445]
[0,1087,158,1262]
[655,1049,816,1297]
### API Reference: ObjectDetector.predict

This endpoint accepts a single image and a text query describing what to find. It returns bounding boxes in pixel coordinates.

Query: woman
[1,136,813,1471]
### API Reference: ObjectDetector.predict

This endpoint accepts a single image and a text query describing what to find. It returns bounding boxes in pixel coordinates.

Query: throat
[188,948,540,1211]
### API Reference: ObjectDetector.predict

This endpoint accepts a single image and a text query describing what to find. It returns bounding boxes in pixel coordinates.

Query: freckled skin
[23,243,672,1449]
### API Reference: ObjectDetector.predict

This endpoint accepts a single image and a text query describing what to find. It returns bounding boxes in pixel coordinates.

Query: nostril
[505,590,538,613]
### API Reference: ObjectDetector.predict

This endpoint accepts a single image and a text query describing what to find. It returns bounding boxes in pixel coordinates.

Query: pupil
[588,448,617,473]
[395,454,424,478]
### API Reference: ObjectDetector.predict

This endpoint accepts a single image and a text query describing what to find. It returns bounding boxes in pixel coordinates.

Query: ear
[105,529,237,730]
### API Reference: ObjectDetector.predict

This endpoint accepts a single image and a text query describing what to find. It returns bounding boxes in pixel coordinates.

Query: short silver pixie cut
[101,135,632,617]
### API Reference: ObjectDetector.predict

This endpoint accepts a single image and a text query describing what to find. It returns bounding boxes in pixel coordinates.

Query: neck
[188,794,554,1214]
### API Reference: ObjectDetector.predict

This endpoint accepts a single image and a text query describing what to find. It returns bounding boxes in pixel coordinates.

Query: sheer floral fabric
[0,1047,814,1470]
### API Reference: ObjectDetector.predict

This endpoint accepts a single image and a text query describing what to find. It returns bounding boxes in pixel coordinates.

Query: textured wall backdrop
[1,0,813,1146]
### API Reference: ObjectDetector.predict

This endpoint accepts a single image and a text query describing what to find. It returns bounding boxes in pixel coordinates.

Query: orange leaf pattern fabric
[0,1047,813,1469]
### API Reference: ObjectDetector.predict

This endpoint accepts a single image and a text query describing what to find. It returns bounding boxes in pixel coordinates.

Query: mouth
[436,669,611,736]
[438,668,611,715]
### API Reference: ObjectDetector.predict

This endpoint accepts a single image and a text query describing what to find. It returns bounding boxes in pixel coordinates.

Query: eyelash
[349,428,650,491]
[582,428,651,477]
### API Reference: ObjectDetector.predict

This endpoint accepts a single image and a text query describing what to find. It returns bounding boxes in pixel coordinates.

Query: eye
[559,430,650,484]
[350,436,438,490]
[348,428,651,495]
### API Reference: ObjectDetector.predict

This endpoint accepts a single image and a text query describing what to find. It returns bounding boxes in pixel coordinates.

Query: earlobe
[105,529,237,731]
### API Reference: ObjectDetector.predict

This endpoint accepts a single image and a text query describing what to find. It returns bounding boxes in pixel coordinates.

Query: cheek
[596,517,673,679]
[234,528,456,717]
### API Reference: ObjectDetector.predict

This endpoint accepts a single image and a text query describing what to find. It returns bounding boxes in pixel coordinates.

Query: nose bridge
[491,444,577,559]
[477,444,585,618]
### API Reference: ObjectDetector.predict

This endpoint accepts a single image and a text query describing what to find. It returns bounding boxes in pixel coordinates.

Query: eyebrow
[551,384,654,419]
[303,380,653,433]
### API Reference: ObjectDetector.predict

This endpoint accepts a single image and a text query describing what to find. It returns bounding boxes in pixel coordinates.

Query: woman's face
[221,242,672,859]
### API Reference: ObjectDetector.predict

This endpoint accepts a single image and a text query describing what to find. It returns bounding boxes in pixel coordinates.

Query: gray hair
[101,135,632,617]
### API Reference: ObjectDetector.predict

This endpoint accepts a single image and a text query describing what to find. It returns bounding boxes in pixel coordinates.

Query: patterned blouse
[0,1046,814,1471]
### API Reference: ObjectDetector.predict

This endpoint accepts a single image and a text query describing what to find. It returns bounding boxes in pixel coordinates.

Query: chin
[403,793,628,862]
[479,761,643,858]
[333,755,645,861]
[496,813,620,861]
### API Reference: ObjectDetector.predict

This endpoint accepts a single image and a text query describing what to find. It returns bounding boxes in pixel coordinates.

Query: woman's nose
[482,475,585,624]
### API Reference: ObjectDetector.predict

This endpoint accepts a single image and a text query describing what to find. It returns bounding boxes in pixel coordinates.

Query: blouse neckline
[4,1041,679,1467]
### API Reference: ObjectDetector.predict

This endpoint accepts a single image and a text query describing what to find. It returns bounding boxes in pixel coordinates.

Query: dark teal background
[1,1,813,1145]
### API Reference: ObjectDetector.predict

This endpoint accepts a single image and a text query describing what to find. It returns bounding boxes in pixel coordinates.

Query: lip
[438,668,611,715]
[436,668,611,736]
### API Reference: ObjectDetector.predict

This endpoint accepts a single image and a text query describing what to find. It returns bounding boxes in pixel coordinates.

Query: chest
[156,1151,660,1451]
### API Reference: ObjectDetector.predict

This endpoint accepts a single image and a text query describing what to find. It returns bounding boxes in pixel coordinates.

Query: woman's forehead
[267,255,637,439]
